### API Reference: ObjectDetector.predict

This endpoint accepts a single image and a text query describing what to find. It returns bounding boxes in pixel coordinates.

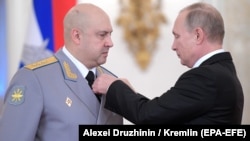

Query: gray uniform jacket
[0,49,123,141]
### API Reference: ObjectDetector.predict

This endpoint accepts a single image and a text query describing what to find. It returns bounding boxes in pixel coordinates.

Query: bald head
[62,3,113,69]
[63,3,110,44]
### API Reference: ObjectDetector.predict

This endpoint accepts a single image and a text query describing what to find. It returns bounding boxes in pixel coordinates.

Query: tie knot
[86,71,95,88]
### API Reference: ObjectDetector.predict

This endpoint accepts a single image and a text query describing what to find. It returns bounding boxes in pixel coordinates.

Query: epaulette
[25,56,58,70]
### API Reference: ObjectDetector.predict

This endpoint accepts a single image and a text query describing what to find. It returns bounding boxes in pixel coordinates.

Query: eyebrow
[97,30,112,34]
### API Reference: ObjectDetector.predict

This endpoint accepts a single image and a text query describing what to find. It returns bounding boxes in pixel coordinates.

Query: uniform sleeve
[0,68,44,141]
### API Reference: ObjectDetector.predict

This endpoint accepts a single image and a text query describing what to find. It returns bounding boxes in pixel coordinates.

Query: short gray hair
[181,2,225,44]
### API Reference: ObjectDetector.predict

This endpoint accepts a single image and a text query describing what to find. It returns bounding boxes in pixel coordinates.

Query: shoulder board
[25,56,58,70]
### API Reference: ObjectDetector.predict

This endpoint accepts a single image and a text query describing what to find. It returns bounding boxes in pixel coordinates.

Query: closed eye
[172,32,180,39]
[97,31,111,40]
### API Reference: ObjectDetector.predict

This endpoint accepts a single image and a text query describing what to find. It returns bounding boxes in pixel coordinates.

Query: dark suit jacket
[105,52,244,124]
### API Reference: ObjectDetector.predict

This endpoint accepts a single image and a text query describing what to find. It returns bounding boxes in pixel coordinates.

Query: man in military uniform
[0,3,122,141]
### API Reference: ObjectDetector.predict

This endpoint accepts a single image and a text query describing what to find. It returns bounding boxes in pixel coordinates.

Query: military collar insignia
[8,86,25,105]
[63,61,77,80]
[97,66,104,75]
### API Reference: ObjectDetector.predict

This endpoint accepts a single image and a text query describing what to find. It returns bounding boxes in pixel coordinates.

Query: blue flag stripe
[34,0,54,52]
[0,0,7,96]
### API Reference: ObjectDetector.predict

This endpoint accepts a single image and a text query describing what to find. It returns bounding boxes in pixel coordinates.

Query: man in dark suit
[0,3,122,141]
[92,2,244,124]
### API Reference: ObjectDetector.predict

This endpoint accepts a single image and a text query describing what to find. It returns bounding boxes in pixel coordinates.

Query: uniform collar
[62,46,96,78]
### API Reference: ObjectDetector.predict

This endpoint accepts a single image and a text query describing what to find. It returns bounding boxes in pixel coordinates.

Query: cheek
[178,43,190,61]
[174,40,185,51]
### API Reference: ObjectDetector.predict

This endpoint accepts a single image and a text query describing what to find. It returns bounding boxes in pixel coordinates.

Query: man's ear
[194,27,204,44]
[71,29,80,44]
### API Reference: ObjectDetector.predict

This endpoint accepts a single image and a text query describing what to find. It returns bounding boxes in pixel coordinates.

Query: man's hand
[92,74,118,94]
[92,74,136,94]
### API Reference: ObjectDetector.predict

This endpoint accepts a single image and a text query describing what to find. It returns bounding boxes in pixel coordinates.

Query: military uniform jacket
[105,52,244,124]
[0,49,123,141]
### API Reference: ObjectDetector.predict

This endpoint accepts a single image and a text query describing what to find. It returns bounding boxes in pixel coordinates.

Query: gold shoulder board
[25,56,58,70]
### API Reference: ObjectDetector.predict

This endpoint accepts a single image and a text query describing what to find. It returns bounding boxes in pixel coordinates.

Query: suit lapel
[55,50,100,117]
[96,66,114,124]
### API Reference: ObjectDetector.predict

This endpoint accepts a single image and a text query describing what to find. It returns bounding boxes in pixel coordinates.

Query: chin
[99,60,106,65]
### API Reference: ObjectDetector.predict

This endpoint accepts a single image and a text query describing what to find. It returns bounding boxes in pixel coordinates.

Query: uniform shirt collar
[62,46,96,78]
